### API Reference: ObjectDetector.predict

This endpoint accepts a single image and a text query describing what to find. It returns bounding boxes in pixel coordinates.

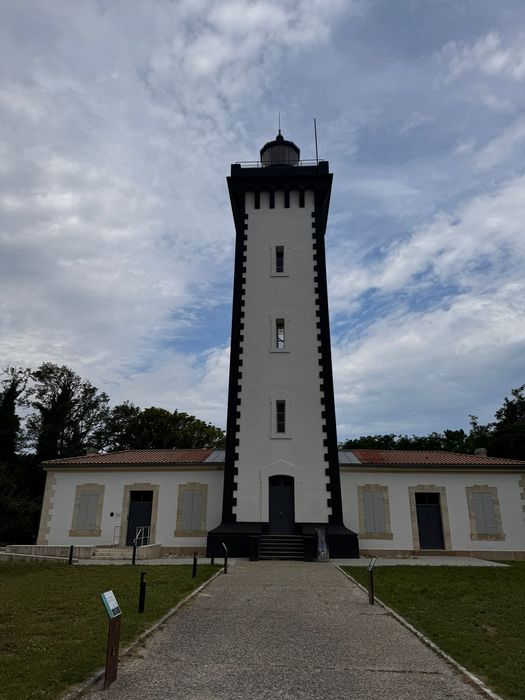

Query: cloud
[330,174,525,314]
[473,116,525,170]
[440,31,525,83]
[333,282,525,437]
[330,170,525,437]
[399,111,435,134]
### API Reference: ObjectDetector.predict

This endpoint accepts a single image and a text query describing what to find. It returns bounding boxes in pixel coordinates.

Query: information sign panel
[101,590,122,618]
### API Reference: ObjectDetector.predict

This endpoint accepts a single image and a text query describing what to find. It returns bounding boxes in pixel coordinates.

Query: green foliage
[344,564,525,700]
[0,462,42,544]
[98,404,225,451]
[0,562,219,700]
[490,384,525,460]
[0,362,225,543]
[340,430,469,452]
[0,367,30,461]
[26,363,110,460]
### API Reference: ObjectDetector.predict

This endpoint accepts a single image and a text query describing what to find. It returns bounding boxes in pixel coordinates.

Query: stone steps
[92,547,133,559]
[259,535,305,561]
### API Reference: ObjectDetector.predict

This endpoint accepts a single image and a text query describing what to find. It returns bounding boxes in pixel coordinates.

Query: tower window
[275,246,284,273]
[276,400,286,433]
[276,318,285,349]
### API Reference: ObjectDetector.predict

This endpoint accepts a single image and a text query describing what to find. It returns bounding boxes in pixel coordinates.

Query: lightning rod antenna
[278,111,281,135]
[314,117,319,164]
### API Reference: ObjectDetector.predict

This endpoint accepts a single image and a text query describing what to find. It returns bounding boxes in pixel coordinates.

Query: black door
[126,491,153,546]
[415,492,445,549]
[269,476,295,534]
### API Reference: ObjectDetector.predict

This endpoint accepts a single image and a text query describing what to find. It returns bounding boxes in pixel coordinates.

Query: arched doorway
[269,475,295,534]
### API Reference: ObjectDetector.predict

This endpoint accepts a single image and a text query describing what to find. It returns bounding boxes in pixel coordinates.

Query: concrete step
[92,547,133,559]
[258,535,306,561]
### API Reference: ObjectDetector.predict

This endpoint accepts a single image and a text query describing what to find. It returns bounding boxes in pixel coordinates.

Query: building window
[271,243,288,277]
[275,246,284,273]
[276,400,286,433]
[357,485,393,539]
[70,484,105,537]
[276,318,285,349]
[175,483,208,536]
[466,486,505,541]
[270,311,290,352]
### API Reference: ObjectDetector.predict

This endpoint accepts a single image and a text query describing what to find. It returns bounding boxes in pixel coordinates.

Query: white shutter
[363,491,376,532]
[472,492,498,535]
[182,490,203,532]
[372,491,386,533]
[77,492,99,530]
[363,491,386,533]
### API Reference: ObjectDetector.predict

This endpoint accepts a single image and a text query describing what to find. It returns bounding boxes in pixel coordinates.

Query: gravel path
[85,560,486,700]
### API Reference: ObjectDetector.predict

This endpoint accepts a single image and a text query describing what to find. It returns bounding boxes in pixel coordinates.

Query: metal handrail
[234,159,325,168]
[112,525,121,546]
[134,526,151,547]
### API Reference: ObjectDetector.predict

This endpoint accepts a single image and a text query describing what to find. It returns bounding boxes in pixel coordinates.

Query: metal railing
[234,159,326,168]
[112,525,121,546]
[134,526,151,547]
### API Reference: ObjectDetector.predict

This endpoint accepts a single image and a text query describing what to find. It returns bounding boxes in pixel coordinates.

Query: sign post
[100,590,122,689]
[367,557,377,605]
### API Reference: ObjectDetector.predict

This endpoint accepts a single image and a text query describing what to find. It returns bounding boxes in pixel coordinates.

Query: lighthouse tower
[208,132,358,559]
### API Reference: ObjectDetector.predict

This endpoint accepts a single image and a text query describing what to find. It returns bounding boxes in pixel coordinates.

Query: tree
[0,367,30,461]
[26,363,109,460]
[489,385,525,460]
[339,434,398,450]
[98,404,225,451]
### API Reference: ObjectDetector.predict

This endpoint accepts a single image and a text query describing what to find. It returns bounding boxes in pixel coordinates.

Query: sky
[1,0,525,440]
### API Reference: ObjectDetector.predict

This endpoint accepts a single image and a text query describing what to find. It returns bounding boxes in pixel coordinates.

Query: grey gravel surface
[85,560,486,700]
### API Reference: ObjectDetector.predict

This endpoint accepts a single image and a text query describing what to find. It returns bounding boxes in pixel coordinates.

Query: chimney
[474,447,488,457]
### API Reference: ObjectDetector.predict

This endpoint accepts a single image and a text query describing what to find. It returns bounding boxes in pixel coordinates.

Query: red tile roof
[42,447,525,468]
[351,449,525,466]
[43,448,215,466]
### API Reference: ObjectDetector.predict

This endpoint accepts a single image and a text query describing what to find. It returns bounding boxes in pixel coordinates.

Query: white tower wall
[233,189,330,523]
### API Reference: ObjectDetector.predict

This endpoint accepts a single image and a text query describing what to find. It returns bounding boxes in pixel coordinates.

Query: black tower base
[207,521,359,560]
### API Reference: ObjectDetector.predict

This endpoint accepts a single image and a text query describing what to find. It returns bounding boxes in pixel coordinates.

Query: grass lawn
[343,563,525,700]
[0,561,220,700]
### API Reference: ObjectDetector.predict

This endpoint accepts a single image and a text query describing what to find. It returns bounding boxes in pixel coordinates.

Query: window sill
[470,533,506,541]
[270,434,292,440]
[360,532,394,540]
[69,529,102,537]
[270,349,290,353]
[270,273,289,278]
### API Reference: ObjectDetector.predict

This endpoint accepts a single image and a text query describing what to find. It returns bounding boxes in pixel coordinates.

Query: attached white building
[34,447,525,560]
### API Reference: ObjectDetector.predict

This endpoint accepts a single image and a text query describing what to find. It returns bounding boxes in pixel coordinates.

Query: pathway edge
[61,567,224,700]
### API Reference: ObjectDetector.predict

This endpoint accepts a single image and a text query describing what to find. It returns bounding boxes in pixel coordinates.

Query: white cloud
[441,31,525,83]
[334,282,525,437]
[473,116,525,170]
[330,174,525,313]
[399,111,435,134]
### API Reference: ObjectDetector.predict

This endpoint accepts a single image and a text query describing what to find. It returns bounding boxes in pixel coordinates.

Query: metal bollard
[68,544,74,565]
[222,542,228,574]
[211,553,215,565]
[192,552,197,579]
[367,557,377,605]
[132,542,137,566]
[138,572,146,613]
